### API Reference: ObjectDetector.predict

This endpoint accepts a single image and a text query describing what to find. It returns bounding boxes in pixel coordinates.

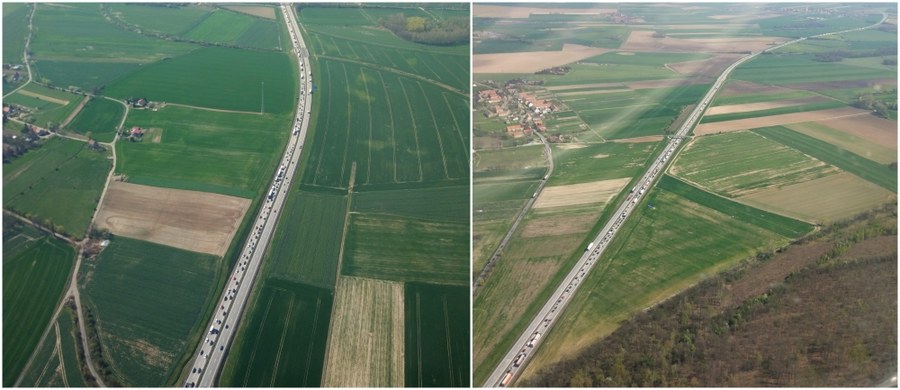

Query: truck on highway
[209,326,219,335]
[586,242,593,251]
[513,353,527,367]
[527,332,542,347]
[501,372,513,387]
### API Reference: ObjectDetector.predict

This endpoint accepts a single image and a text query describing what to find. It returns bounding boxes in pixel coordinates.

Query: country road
[473,132,553,296]
[482,14,888,388]
[182,4,313,387]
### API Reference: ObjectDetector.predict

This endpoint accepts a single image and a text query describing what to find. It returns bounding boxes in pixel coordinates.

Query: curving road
[182,4,313,387]
[482,14,887,387]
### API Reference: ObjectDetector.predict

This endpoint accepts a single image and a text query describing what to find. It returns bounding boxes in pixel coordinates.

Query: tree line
[381,13,468,46]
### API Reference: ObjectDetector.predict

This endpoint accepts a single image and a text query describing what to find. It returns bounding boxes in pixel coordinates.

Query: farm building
[131,126,143,136]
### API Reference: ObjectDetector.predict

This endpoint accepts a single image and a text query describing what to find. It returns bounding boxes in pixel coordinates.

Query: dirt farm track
[95,182,251,256]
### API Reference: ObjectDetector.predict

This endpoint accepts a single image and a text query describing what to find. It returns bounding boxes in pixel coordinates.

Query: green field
[474,20,630,54]
[265,190,347,288]
[672,131,836,196]
[524,184,793,379]
[752,126,897,192]
[3,3,28,64]
[81,237,218,386]
[549,141,658,186]
[2,230,74,386]
[732,53,895,85]
[657,175,813,237]
[3,137,111,239]
[583,52,710,67]
[115,105,290,198]
[55,307,88,387]
[107,3,213,36]
[182,8,255,43]
[106,47,295,114]
[354,185,468,224]
[220,279,332,387]
[404,283,469,387]
[556,84,710,140]
[342,213,468,286]
[711,88,818,106]
[757,12,882,38]
[66,97,125,142]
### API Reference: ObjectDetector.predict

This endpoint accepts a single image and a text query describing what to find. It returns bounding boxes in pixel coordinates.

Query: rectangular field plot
[692,106,870,136]
[732,53,896,85]
[302,59,468,188]
[2,235,74,386]
[550,141,657,186]
[523,188,791,379]
[534,178,630,209]
[66,97,125,142]
[739,171,896,223]
[221,280,332,387]
[342,214,468,286]
[322,276,404,387]
[265,190,347,288]
[106,47,295,114]
[404,283,469,387]
[787,121,897,164]
[3,137,111,239]
[753,126,897,192]
[182,8,254,43]
[81,237,217,386]
[3,3,28,64]
[115,105,290,197]
[107,3,213,36]
[671,131,837,196]
[354,185,468,224]
[94,182,251,257]
[6,84,86,127]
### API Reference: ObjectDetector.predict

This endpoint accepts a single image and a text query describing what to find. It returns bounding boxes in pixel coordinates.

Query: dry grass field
[322,276,405,387]
[706,97,826,116]
[787,122,897,164]
[693,107,869,135]
[666,54,743,77]
[533,177,630,209]
[738,172,896,223]
[718,80,792,97]
[223,5,275,19]
[621,31,785,53]
[474,44,609,74]
[474,4,615,18]
[94,182,250,256]
[814,114,898,151]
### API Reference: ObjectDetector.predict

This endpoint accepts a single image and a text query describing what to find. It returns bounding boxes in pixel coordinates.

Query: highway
[482,14,887,387]
[182,4,312,387]
[473,131,553,295]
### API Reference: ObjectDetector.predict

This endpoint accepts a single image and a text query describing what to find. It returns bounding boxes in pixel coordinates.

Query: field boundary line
[269,293,295,386]
[164,103,262,116]
[442,295,454,386]
[416,81,451,179]
[312,60,336,185]
[303,296,323,384]
[242,294,275,387]
[361,68,374,185]
[335,162,357,286]
[415,291,423,386]
[55,323,69,387]
[375,71,399,183]
[441,92,469,165]
[398,79,425,182]
[317,55,466,97]
[339,63,352,183]
[305,27,468,58]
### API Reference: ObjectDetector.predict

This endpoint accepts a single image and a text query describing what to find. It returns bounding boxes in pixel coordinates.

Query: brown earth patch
[718,80,792,97]
[474,5,616,18]
[534,177,630,209]
[555,88,631,97]
[556,143,588,150]
[95,182,251,256]
[783,78,897,91]
[624,78,706,89]
[611,135,664,143]
[706,96,827,116]
[61,95,89,127]
[787,121,896,164]
[593,153,609,159]
[521,213,601,238]
[143,127,163,143]
[223,5,275,19]
[666,54,744,78]
[693,107,869,136]
[815,114,897,150]
[620,30,786,53]
[842,235,897,259]
[474,44,609,74]
[546,82,624,91]
[17,89,69,105]
[738,172,897,224]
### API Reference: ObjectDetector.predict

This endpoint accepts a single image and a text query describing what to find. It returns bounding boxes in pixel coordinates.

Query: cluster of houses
[477,84,558,139]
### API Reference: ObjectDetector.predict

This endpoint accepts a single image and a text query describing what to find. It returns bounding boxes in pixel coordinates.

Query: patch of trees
[2,124,42,163]
[882,58,897,65]
[83,304,124,386]
[851,89,898,119]
[381,13,468,46]
[65,299,99,386]
[523,206,897,387]
[813,47,897,62]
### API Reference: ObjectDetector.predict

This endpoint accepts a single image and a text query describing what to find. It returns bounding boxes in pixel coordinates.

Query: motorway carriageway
[482,14,887,387]
[182,3,312,387]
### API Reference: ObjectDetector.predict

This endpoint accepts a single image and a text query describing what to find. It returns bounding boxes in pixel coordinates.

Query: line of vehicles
[183,4,312,387]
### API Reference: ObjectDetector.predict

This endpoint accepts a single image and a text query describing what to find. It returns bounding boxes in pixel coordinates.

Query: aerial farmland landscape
[3,2,468,387]
[473,2,897,387]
